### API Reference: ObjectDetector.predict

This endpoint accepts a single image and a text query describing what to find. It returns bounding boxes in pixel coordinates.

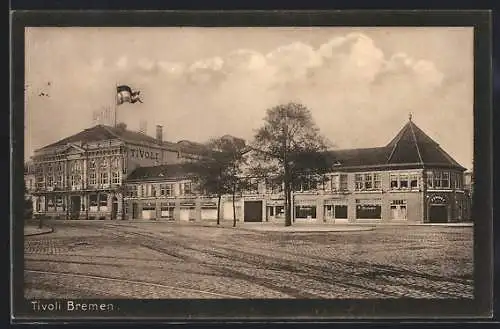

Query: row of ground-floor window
[32,192,123,220]
[30,191,471,223]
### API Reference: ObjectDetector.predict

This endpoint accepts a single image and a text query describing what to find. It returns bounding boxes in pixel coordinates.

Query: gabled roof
[126,163,195,182]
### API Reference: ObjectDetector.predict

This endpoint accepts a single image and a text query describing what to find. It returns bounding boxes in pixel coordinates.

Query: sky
[25,27,474,170]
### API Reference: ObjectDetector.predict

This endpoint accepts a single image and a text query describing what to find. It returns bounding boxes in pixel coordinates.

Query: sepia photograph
[11,10,493,320]
[22,25,476,301]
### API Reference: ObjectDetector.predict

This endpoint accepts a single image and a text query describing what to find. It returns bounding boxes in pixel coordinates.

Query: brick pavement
[24,221,474,299]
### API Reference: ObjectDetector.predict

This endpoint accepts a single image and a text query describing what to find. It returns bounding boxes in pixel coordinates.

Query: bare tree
[251,102,330,226]
[188,136,248,226]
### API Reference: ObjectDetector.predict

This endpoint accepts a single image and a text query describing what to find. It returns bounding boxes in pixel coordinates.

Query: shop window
[295,206,317,219]
[335,205,348,219]
[356,200,381,219]
[99,194,107,208]
[89,194,98,208]
[275,206,285,218]
[47,197,55,211]
[160,203,175,220]
[56,196,64,211]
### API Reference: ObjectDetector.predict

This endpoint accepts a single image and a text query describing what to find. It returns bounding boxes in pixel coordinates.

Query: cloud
[26,30,471,169]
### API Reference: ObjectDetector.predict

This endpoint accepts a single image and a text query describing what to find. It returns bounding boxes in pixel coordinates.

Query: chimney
[156,125,163,143]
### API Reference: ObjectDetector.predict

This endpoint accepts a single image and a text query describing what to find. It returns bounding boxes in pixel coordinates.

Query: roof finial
[408,112,413,121]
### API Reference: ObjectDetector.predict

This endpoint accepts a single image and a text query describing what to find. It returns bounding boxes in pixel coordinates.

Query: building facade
[28,118,471,223]
[121,118,471,224]
[29,123,204,220]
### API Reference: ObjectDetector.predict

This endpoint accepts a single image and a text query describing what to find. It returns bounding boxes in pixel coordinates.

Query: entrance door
[111,197,118,220]
[429,205,448,223]
[132,203,139,219]
[70,196,80,219]
[244,201,263,222]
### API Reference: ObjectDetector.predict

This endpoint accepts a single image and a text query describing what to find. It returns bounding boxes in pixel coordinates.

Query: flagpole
[114,83,118,127]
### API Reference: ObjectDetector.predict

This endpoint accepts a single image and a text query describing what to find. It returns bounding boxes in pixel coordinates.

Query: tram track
[25,269,245,299]
[26,222,473,299]
[100,224,472,298]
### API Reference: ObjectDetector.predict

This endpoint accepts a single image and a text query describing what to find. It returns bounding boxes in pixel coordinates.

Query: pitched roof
[385,119,464,169]
[327,118,465,171]
[326,147,391,168]
[126,163,195,182]
[38,124,192,154]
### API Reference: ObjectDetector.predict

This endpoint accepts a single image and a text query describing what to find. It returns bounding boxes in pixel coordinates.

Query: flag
[117,85,143,105]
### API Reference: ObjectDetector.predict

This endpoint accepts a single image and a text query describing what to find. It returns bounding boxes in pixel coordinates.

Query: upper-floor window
[427,170,452,189]
[89,172,97,185]
[183,182,192,195]
[112,171,120,184]
[391,172,420,190]
[452,172,463,189]
[244,178,260,194]
[355,172,381,191]
[266,179,283,194]
[160,183,173,197]
[99,158,108,170]
[100,172,108,185]
[128,185,138,197]
[111,157,120,169]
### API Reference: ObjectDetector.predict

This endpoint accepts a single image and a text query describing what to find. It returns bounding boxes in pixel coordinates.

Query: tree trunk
[217,194,221,225]
[284,181,292,227]
[232,188,237,228]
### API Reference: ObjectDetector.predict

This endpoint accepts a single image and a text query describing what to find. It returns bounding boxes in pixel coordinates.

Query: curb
[24,226,54,237]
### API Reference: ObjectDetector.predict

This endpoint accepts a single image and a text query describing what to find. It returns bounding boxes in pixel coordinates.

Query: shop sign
[180,202,196,207]
[128,147,160,160]
[202,202,217,207]
[430,195,447,204]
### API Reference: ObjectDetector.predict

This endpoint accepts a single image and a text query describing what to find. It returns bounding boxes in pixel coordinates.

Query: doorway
[70,196,80,220]
[111,197,118,220]
[132,203,139,219]
[244,201,263,222]
[429,205,448,223]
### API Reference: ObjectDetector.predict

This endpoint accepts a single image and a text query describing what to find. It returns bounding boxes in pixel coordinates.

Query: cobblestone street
[24,221,474,299]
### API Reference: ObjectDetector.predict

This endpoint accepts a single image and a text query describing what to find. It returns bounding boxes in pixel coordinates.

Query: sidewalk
[24,225,54,236]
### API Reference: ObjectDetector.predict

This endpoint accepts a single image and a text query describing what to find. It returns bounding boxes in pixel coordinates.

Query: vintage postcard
[11,11,493,322]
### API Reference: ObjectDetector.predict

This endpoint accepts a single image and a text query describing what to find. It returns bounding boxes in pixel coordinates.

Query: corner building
[30,123,203,220]
[264,117,470,224]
